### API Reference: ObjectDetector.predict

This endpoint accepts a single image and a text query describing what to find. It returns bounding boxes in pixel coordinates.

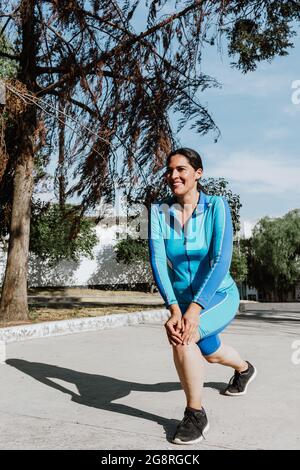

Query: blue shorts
[179,282,240,356]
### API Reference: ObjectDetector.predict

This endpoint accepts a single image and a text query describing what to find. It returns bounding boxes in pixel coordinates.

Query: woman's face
[165,154,203,196]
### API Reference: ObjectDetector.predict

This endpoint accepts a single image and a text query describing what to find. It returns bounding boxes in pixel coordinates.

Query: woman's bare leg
[172,331,206,410]
[204,342,248,372]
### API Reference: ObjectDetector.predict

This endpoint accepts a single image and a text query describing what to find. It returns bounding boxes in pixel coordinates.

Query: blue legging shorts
[179,282,240,356]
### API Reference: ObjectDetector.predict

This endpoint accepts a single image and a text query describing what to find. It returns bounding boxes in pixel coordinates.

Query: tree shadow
[6,359,185,443]
[88,244,151,289]
[28,253,79,288]
[28,300,160,309]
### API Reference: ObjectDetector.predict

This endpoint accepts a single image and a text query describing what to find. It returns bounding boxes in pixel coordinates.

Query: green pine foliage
[231,245,248,283]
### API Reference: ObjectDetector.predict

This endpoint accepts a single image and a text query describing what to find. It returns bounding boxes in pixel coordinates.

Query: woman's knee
[203,345,223,363]
[204,353,220,363]
[172,333,201,352]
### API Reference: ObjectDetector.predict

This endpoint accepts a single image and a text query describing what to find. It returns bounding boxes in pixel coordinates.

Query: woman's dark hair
[166,147,208,194]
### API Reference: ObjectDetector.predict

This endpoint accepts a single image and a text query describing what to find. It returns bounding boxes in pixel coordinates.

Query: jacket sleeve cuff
[165,300,179,309]
[192,297,207,310]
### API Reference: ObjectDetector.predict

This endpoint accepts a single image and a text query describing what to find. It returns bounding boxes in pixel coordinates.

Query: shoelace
[181,410,207,440]
[228,370,244,391]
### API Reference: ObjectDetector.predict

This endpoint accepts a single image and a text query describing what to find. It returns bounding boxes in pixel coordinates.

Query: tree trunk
[0,0,37,321]
[58,96,66,211]
[0,149,34,320]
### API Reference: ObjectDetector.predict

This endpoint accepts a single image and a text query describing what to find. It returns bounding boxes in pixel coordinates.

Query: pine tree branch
[36,0,205,96]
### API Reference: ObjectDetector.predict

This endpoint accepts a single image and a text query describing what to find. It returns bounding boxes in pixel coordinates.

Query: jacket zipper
[183,226,194,297]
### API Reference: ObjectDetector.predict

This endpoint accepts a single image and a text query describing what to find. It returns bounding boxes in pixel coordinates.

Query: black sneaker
[224,361,257,396]
[172,407,209,445]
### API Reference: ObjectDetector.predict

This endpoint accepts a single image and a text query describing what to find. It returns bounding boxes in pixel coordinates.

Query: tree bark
[58,97,66,211]
[0,0,37,321]
[0,146,34,320]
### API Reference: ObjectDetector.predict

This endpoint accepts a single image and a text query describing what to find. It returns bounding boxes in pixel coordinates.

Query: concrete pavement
[0,311,300,450]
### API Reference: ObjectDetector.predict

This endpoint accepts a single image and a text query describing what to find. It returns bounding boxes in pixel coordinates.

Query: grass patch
[0,304,162,328]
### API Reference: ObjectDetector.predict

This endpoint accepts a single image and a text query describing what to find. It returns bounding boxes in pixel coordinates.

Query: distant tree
[115,236,154,290]
[29,201,98,266]
[116,237,149,266]
[230,245,248,284]
[245,209,300,301]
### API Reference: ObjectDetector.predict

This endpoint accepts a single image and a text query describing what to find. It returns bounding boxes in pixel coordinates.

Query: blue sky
[182,32,300,229]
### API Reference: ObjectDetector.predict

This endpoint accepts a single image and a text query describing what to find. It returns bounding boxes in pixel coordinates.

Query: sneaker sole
[224,367,257,396]
[172,422,210,445]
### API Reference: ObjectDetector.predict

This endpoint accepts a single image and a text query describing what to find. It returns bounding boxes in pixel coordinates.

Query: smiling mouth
[172,182,184,187]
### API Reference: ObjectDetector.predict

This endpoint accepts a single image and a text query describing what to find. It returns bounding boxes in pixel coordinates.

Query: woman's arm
[148,203,179,309]
[192,196,234,309]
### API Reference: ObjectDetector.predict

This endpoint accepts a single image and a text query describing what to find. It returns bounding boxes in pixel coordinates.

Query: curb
[0,308,169,344]
[0,302,248,345]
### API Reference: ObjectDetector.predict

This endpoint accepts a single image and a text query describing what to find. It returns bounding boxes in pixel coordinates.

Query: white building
[0,216,152,290]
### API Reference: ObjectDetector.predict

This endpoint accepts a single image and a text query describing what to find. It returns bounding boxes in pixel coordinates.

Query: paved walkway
[0,311,299,450]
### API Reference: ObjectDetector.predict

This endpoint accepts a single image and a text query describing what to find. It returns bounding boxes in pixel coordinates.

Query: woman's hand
[164,312,184,346]
[181,312,200,345]
[181,303,202,345]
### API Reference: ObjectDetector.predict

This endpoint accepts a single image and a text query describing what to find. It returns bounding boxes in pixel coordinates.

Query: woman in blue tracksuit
[148,148,257,445]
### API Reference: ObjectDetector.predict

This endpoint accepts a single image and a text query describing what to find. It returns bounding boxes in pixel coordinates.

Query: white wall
[0,223,151,288]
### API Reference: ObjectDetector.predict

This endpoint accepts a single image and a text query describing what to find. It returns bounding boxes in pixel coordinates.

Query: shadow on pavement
[204,382,227,394]
[28,300,162,308]
[5,359,196,443]
[6,359,228,442]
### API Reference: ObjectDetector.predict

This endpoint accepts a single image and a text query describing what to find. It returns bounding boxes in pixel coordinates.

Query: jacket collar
[168,190,207,216]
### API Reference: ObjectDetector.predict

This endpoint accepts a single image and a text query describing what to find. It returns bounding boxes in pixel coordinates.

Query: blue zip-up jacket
[148,190,235,309]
